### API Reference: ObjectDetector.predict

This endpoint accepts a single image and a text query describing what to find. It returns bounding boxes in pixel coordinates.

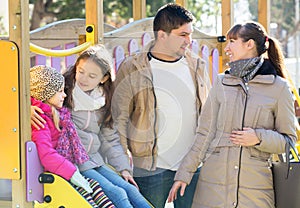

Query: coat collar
[222,74,275,94]
[223,59,277,86]
[131,40,201,80]
[222,74,275,86]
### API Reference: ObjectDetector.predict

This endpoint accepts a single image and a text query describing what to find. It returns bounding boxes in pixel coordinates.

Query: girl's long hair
[63,44,114,127]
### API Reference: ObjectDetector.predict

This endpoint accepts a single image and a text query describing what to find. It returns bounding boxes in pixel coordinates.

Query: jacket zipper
[235,82,249,207]
[150,69,157,170]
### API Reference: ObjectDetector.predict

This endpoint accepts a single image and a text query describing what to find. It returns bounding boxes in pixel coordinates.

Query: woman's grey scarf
[229,56,264,83]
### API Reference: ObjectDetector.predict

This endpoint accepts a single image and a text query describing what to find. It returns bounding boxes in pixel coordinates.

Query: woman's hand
[230,127,261,146]
[167,181,187,203]
[31,106,46,130]
[121,170,139,190]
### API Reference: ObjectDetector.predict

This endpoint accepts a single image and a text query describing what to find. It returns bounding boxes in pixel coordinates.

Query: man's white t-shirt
[150,55,197,171]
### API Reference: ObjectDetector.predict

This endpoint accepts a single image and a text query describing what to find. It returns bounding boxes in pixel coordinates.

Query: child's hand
[70,169,93,193]
[121,170,139,190]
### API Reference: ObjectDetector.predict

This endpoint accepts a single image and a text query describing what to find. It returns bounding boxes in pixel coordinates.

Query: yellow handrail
[29,41,92,57]
[286,70,300,107]
[291,147,299,162]
[286,70,300,156]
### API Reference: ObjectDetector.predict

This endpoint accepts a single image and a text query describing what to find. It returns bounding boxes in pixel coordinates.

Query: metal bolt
[13,168,18,173]
[12,128,17,132]
[12,25,17,30]
[11,46,16,51]
[12,87,16,92]
[29,189,32,194]
[28,147,32,152]
[16,205,20,208]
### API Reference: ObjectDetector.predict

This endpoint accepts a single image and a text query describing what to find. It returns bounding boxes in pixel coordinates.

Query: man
[112,3,211,208]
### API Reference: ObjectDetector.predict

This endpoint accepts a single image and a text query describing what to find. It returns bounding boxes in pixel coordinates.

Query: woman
[168,21,297,207]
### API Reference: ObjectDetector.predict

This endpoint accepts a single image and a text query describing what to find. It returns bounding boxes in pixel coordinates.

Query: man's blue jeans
[133,167,200,208]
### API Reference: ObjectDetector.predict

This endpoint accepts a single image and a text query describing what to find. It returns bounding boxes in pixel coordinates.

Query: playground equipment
[1,0,299,208]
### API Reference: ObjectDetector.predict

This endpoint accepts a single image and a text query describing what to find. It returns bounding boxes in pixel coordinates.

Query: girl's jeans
[82,165,151,208]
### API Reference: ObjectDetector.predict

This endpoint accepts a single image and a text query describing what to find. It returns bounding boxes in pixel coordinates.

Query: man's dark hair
[153,3,194,39]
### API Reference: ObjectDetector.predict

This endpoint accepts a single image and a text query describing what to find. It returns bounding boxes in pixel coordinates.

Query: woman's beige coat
[175,63,297,208]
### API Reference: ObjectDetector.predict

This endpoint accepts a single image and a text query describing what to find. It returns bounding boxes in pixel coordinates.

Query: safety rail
[30,42,92,57]
[29,18,223,79]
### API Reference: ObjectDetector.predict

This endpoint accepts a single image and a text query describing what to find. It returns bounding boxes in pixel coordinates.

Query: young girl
[30,65,115,208]
[31,45,151,208]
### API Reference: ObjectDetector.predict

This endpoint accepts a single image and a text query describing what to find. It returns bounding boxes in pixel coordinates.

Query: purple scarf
[56,107,89,165]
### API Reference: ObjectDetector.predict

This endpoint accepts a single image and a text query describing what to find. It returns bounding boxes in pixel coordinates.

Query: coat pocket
[248,147,271,163]
[128,140,153,157]
[245,96,275,129]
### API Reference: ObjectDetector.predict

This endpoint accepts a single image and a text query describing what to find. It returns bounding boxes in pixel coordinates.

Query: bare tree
[30,0,57,30]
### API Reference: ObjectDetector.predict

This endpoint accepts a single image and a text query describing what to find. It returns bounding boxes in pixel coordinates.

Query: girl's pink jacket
[31,97,76,180]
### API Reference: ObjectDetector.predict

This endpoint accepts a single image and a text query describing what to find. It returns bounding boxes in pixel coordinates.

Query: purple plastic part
[211,48,219,84]
[65,42,77,68]
[35,54,47,66]
[25,141,44,202]
[51,46,62,72]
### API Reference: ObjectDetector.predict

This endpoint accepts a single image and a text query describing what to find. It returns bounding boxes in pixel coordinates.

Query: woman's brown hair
[226,21,287,78]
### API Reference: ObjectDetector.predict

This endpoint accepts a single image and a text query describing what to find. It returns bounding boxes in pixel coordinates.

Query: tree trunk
[30,0,45,30]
